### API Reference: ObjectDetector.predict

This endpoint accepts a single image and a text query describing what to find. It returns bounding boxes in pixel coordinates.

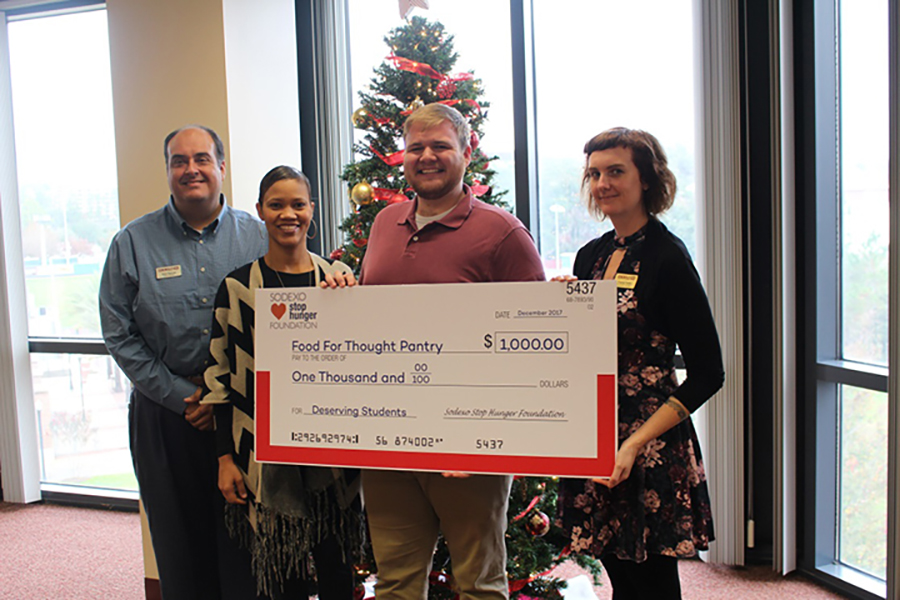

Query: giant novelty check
[254,280,618,477]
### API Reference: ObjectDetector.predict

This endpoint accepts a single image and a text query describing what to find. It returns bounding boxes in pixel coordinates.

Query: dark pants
[600,554,682,600]
[130,391,256,600]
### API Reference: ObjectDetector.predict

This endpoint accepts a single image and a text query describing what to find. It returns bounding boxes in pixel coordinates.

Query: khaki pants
[362,470,512,600]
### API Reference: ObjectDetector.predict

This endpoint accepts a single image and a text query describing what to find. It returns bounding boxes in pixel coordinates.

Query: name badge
[615,273,638,289]
[156,265,183,280]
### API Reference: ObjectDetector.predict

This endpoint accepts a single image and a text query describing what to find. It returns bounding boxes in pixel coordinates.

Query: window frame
[796,0,893,596]
[0,0,138,507]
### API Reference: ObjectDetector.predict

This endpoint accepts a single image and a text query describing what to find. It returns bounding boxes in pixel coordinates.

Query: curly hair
[581,127,677,219]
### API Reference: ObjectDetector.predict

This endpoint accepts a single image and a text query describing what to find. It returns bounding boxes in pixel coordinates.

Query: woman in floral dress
[558,128,724,599]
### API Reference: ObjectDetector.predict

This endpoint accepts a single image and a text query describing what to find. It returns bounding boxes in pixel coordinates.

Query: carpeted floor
[0,501,850,599]
[0,501,144,599]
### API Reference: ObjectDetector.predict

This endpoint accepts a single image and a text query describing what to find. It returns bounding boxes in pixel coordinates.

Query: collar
[613,223,649,248]
[396,185,475,230]
[166,195,227,235]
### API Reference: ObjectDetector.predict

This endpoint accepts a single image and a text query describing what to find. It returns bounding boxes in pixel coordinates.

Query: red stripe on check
[256,371,618,478]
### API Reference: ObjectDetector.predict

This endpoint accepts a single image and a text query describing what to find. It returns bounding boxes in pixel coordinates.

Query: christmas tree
[332,16,506,271]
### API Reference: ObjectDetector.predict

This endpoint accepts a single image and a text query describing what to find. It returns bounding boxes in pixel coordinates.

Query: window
[838,1,889,369]
[835,0,888,581]
[301,0,742,566]
[805,0,889,594]
[532,0,697,277]
[6,6,135,494]
[343,0,698,278]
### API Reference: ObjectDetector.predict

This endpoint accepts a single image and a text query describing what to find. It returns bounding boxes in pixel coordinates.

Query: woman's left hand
[591,397,687,488]
[321,271,357,288]
[593,440,639,488]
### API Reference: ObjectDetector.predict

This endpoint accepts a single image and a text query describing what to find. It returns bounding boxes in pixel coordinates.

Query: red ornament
[471,183,490,197]
[469,131,480,150]
[389,193,409,204]
[524,510,550,537]
[329,247,345,261]
[353,237,368,248]
[437,79,457,99]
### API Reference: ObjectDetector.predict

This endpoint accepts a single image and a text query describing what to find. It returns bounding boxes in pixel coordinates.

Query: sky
[8,9,118,196]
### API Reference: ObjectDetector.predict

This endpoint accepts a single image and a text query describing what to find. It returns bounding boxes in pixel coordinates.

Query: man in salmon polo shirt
[359,103,546,600]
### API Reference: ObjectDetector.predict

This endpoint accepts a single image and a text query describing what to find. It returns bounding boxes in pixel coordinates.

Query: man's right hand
[218,454,248,504]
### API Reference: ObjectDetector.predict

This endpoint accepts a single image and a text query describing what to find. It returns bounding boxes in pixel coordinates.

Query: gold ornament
[350,181,375,205]
[407,97,425,113]
[351,107,368,128]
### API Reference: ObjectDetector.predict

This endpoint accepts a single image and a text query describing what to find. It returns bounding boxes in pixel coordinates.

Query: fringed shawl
[203,255,364,596]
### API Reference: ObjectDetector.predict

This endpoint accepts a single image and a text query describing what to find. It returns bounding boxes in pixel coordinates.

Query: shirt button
[200,267,206,273]
[412,236,419,242]
[201,297,208,304]
[199,239,204,244]
[203,328,209,335]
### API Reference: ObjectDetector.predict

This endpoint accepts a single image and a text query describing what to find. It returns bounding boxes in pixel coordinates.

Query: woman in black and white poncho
[203,166,364,599]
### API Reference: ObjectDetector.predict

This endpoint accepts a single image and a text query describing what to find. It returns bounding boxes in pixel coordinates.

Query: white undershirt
[415,205,456,230]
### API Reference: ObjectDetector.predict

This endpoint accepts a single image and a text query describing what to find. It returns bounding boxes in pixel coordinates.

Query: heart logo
[271,303,287,320]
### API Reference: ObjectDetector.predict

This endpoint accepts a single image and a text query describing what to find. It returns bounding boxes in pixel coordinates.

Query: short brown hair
[581,127,676,219]
[403,103,470,151]
[164,124,225,165]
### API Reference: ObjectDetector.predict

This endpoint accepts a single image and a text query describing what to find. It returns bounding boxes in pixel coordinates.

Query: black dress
[559,218,723,562]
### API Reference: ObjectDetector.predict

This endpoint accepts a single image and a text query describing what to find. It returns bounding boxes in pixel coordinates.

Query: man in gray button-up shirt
[100,125,267,600]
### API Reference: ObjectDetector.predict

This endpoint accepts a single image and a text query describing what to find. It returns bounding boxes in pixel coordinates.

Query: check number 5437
[566,281,596,295]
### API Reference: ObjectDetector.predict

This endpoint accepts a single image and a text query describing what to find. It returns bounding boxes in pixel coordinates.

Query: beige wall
[107,0,232,227]
[222,0,301,214]
[106,0,302,226]
[105,1,232,579]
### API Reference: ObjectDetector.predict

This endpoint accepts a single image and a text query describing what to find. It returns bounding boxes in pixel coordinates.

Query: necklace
[270,251,314,288]
[272,264,316,289]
